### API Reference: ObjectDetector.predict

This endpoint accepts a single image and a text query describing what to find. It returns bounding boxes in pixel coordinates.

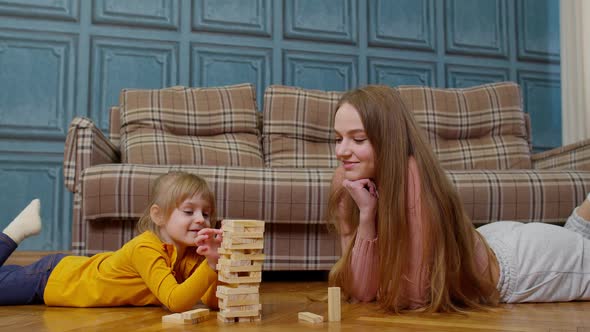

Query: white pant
[477,209,590,303]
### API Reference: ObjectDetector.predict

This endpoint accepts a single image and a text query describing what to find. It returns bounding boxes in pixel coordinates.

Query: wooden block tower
[216,219,265,323]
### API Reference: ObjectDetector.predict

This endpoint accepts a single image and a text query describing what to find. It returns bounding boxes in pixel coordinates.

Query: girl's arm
[131,245,218,313]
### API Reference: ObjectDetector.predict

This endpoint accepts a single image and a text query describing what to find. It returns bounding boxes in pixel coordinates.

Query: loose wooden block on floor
[162,310,210,325]
[298,311,324,324]
[328,286,341,322]
[181,308,209,320]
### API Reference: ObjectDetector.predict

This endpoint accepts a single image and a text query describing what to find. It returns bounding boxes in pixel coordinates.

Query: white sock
[2,199,42,244]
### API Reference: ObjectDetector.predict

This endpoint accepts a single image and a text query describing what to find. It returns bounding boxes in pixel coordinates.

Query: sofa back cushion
[398,82,532,170]
[262,85,342,168]
[119,83,263,166]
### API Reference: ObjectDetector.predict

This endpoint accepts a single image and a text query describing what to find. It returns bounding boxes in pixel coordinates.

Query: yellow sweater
[44,231,218,312]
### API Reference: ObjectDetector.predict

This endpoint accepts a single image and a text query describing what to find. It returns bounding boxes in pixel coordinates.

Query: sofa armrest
[63,117,120,192]
[531,138,590,170]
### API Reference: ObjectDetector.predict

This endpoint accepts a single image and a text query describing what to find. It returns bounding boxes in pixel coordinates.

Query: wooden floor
[2,254,590,331]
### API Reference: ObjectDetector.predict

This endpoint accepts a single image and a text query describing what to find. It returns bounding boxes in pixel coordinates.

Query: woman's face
[334,103,376,180]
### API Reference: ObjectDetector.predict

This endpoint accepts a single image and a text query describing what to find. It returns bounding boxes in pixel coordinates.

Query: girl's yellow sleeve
[130,244,218,312]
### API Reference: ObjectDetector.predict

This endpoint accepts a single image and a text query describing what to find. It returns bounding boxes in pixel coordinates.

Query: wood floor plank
[1,280,589,331]
[0,253,587,331]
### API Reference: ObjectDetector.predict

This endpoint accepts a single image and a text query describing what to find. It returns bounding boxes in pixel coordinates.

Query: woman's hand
[342,178,378,218]
[342,178,378,240]
[195,228,223,270]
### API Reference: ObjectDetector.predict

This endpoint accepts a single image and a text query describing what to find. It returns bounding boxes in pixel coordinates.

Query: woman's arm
[403,157,429,308]
[332,166,380,302]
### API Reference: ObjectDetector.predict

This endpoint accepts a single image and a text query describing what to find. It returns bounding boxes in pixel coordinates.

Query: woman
[328,85,590,313]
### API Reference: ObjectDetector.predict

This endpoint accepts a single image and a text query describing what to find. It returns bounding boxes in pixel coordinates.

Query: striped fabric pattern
[71,164,590,269]
[262,85,342,168]
[532,138,590,170]
[63,117,120,192]
[109,106,120,147]
[398,82,532,170]
[119,83,263,166]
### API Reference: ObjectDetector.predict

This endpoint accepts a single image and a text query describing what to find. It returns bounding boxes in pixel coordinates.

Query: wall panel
[284,0,357,44]
[369,57,436,86]
[445,0,508,58]
[0,29,76,139]
[283,50,357,91]
[93,0,179,30]
[192,0,271,37]
[191,43,271,103]
[90,37,178,131]
[518,70,561,149]
[368,0,435,52]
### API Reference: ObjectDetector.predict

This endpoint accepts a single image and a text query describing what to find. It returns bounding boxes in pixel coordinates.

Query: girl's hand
[195,228,223,270]
[342,178,378,222]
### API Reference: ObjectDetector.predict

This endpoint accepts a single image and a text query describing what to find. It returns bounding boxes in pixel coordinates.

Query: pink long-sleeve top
[347,157,491,308]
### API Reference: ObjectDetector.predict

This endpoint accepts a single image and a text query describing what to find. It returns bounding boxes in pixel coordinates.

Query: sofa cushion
[262,85,342,168]
[79,164,334,224]
[119,83,263,166]
[398,82,532,170]
[78,164,590,228]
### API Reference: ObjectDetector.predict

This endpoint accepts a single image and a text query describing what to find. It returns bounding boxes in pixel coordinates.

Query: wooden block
[181,308,209,320]
[217,293,259,309]
[298,312,324,324]
[218,274,261,284]
[218,258,260,267]
[222,231,264,238]
[217,313,236,324]
[218,308,261,318]
[220,304,261,313]
[223,236,263,245]
[218,248,265,260]
[328,287,341,322]
[224,220,265,227]
[162,312,208,324]
[217,312,262,324]
[219,270,261,280]
[222,241,264,250]
[217,285,259,295]
[222,222,265,233]
[219,269,259,277]
[162,313,183,324]
[223,226,264,234]
[217,263,262,273]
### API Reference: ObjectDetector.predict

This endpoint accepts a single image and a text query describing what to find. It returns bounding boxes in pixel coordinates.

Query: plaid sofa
[63,82,590,271]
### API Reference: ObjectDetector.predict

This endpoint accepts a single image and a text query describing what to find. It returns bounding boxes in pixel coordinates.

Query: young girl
[0,171,223,312]
[328,85,590,313]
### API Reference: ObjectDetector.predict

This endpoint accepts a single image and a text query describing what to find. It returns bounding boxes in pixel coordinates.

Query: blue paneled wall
[0,0,560,250]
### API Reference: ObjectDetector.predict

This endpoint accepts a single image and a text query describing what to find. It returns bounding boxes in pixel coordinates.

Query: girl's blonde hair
[327,85,498,312]
[136,171,217,238]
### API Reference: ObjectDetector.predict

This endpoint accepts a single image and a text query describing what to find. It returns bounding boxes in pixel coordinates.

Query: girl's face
[334,103,376,180]
[156,193,212,251]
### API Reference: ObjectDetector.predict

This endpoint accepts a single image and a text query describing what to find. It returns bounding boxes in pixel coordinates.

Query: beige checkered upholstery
[398,82,531,169]
[64,82,590,270]
[120,84,263,166]
[262,85,342,168]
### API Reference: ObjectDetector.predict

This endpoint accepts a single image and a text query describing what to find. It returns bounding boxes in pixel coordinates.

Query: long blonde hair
[328,85,498,312]
[136,171,217,239]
